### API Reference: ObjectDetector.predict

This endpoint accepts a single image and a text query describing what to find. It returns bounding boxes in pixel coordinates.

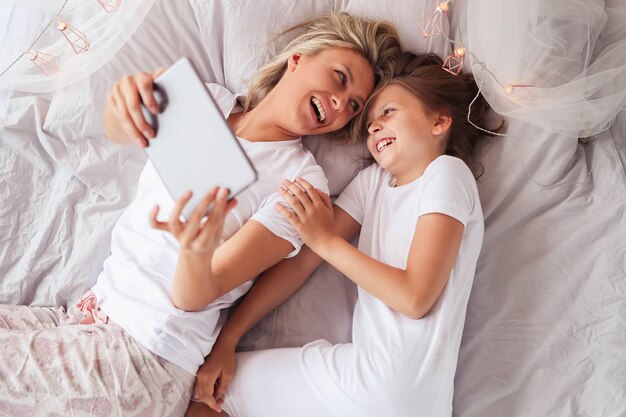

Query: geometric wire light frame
[28,50,60,76]
[96,0,121,12]
[418,0,450,37]
[57,21,90,54]
[443,47,466,75]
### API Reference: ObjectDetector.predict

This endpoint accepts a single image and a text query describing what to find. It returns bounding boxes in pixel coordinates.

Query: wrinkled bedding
[0,1,624,416]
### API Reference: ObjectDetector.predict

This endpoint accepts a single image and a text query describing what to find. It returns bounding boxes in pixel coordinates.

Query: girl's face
[365,84,450,184]
[274,47,375,137]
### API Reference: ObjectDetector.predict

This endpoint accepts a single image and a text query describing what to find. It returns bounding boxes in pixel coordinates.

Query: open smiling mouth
[376,138,396,152]
[311,97,326,123]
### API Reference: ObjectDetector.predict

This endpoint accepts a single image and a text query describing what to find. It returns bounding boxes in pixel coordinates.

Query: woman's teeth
[311,97,326,123]
[376,138,395,152]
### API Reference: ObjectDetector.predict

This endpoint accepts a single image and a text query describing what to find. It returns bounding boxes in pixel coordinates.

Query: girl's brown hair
[354,51,506,177]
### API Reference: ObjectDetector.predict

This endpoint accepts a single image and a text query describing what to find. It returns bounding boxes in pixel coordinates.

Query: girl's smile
[365,84,451,186]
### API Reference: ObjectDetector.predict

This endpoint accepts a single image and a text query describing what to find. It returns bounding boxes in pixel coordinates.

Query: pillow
[189,0,452,195]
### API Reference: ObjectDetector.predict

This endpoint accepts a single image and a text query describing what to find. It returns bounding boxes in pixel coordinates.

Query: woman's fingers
[214,369,234,401]
[119,74,155,141]
[112,83,147,147]
[194,370,220,411]
[168,190,193,237]
[180,187,218,244]
[149,204,170,231]
[136,72,160,116]
[152,66,166,78]
[197,188,234,247]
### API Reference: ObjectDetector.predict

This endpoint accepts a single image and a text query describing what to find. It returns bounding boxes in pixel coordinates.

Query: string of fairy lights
[0,0,122,79]
[419,0,598,188]
[1,0,597,188]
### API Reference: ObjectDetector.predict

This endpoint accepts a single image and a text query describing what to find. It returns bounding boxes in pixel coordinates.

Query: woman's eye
[351,101,360,112]
[336,70,346,86]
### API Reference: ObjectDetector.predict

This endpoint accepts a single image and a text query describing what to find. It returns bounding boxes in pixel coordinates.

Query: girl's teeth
[377,139,394,152]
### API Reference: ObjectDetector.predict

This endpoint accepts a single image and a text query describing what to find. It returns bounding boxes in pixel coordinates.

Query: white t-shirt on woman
[92,84,329,375]
[300,155,484,417]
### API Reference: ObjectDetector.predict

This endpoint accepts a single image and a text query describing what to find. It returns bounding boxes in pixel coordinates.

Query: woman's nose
[331,94,346,112]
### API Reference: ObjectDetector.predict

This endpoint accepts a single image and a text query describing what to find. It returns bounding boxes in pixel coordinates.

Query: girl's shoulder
[356,162,387,181]
[423,155,475,184]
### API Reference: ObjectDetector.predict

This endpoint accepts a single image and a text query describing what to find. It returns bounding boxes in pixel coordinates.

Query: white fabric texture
[91,83,328,375]
[221,348,336,417]
[299,156,484,417]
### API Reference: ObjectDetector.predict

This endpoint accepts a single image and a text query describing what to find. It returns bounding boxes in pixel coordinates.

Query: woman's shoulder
[204,83,244,117]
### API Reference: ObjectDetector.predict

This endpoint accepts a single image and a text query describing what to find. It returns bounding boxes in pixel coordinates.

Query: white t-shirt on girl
[92,84,329,375]
[300,155,484,417]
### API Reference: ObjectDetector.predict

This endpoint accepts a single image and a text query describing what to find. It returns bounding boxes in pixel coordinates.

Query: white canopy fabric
[0,0,156,93]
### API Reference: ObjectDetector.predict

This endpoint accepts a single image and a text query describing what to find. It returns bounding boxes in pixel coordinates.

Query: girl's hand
[276,178,334,251]
[107,67,166,148]
[193,341,237,413]
[150,187,237,256]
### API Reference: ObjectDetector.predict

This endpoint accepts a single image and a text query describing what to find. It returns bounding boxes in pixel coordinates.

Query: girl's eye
[336,70,347,86]
[351,101,360,112]
[383,108,394,116]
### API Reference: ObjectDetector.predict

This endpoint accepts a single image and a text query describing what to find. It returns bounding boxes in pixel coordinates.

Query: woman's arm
[215,205,359,345]
[278,178,464,319]
[193,204,360,411]
[151,192,295,311]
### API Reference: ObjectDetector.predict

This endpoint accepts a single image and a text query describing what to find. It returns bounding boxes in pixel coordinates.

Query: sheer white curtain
[456,0,626,138]
[0,0,157,93]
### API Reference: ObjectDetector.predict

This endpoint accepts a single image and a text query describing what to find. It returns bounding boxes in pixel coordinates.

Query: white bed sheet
[0,1,624,416]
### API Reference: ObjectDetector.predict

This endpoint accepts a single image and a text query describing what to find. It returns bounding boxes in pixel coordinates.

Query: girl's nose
[368,120,382,134]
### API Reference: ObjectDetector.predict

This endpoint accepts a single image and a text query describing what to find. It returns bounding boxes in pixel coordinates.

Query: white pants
[222,348,337,417]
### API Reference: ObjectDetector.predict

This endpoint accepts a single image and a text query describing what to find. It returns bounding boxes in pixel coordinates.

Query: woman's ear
[287,53,303,72]
[432,113,453,136]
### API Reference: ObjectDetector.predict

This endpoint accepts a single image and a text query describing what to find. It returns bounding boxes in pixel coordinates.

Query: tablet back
[144,57,257,219]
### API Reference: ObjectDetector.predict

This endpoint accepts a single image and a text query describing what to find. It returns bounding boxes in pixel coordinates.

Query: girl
[0,13,401,416]
[186,52,504,417]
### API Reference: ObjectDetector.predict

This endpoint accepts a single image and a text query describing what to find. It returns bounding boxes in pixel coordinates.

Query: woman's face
[275,47,375,137]
[365,84,446,179]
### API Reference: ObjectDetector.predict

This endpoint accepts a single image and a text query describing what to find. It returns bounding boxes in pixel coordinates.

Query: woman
[186,52,504,417]
[0,13,400,417]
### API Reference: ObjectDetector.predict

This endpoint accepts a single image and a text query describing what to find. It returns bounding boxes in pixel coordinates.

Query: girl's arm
[278,178,464,320]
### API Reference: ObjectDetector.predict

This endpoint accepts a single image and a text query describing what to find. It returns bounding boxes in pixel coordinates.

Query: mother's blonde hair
[243,12,401,144]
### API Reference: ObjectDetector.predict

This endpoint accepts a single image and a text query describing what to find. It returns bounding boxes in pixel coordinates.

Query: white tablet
[143,57,257,219]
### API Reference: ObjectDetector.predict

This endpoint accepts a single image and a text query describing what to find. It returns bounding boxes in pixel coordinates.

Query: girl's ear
[432,113,453,136]
[287,53,303,72]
